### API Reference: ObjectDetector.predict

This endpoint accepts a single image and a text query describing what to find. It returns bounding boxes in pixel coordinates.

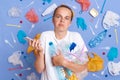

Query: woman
[29,5,88,80]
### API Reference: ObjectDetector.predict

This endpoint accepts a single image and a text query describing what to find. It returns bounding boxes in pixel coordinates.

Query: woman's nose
[60,18,65,22]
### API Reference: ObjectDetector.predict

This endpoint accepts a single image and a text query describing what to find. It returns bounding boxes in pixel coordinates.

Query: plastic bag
[87,52,104,72]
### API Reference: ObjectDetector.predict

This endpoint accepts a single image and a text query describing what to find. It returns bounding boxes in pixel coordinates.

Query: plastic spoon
[4,39,14,48]
[29,24,35,34]
[95,18,100,29]
[14,73,21,80]
[101,65,108,75]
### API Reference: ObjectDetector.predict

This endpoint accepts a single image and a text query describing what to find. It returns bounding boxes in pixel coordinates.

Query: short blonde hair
[53,5,74,21]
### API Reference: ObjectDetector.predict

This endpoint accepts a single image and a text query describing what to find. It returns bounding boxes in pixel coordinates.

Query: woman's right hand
[28,39,43,55]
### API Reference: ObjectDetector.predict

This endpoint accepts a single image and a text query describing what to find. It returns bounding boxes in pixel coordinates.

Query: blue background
[0,0,120,80]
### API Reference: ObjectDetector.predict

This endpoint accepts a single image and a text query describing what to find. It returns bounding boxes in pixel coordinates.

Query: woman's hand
[28,39,43,55]
[52,51,66,66]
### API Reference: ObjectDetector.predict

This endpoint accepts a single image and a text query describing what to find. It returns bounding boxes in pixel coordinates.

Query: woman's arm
[34,51,45,73]
[63,59,88,73]
[52,52,88,73]
[28,39,45,73]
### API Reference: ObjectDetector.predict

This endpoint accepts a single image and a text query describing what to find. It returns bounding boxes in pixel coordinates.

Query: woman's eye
[55,15,61,18]
[65,17,70,20]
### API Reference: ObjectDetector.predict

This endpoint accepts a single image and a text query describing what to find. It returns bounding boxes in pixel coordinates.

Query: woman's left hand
[52,51,66,66]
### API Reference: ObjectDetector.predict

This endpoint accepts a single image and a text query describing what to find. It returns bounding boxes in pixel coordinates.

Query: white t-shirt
[40,31,88,80]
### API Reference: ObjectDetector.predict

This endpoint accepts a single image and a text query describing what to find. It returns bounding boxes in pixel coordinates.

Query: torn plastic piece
[76,17,87,30]
[76,0,90,11]
[107,47,118,61]
[89,8,98,17]
[25,8,39,23]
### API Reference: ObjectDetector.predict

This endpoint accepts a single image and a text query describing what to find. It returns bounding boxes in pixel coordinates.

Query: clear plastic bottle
[49,42,67,80]
[49,42,56,56]
[88,30,107,48]
[49,42,72,80]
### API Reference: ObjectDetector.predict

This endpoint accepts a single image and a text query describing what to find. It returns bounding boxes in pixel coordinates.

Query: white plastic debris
[41,3,57,16]
[108,61,120,76]
[103,11,120,29]
[8,7,21,17]
[89,8,98,17]
[8,51,23,67]
[26,72,39,80]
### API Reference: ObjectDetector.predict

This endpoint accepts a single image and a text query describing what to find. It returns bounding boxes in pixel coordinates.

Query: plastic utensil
[4,39,14,48]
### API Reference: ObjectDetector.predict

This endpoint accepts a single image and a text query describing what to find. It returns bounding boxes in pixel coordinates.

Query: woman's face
[53,7,72,32]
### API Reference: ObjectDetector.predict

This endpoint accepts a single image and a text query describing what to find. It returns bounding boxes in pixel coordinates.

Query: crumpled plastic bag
[108,61,120,76]
[103,10,120,29]
[87,52,104,72]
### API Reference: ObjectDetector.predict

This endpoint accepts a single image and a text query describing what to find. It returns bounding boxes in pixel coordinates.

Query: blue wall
[0,0,120,80]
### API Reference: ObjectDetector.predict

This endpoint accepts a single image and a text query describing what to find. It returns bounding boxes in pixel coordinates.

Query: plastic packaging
[76,17,87,30]
[8,7,21,17]
[42,3,57,16]
[88,30,107,48]
[76,0,90,11]
[17,30,27,44]
[70,42,76,52]
[107,47,118,61]
[49,42,73,80]
[25,8,39,23]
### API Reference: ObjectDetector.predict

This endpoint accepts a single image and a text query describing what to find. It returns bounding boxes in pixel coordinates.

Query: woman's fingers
[32,39,36,47]
[28,38,43,53]
[35,40,41,50]
[31,39,41,50]
[35,39,39,48]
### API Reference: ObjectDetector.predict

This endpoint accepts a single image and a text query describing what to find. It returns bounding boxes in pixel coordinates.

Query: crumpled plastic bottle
[88,30,107,48]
